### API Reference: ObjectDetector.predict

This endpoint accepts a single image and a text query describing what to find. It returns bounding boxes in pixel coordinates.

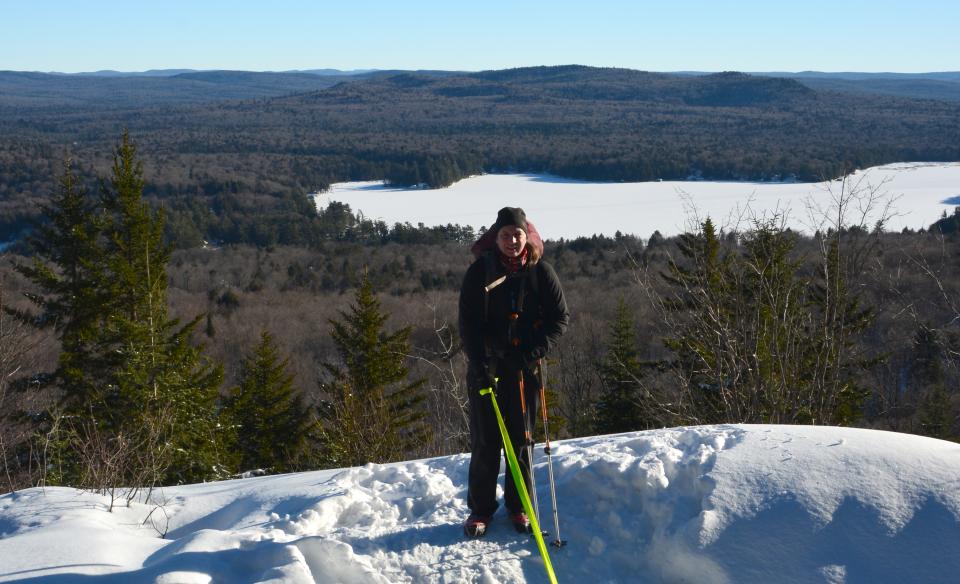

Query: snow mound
[1,425,959,583]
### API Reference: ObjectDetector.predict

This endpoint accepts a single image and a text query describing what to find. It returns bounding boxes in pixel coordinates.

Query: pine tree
[225,330,315,473]
[660,217,874,426]
[12,159,106,411]
[96,132,226,484]
[18,134,226,488]
[807,237,874,425]
[918,384,955,441]
[911,326,956,440]
[739,221,810,421]
[661,217,739,423]
[11,160,111,484]
[319,272,430,467]
[594,297,650,433]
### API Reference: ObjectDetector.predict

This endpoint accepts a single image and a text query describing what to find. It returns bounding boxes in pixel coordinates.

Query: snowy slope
[1,425,959,583]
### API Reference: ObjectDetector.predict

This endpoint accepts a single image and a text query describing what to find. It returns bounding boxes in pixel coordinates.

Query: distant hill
[757,71,960,102]
[771,71,960,82]
[0,65,958,246]
[793,76,960,102]
[68,69,201,77]
[5,67,958,107]
[673,70,960,82]
[298,66,815,109]
[674,70,960,102]
[0,70,393,110]
[46,68,379,77]
[292,68,380,76]
[456,66,816,106]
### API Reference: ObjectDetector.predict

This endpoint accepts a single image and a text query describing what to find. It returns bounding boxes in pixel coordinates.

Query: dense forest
[2,145,959,492]
[2,66,959,247]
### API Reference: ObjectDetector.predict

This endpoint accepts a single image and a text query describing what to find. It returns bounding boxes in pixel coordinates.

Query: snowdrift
[1,425,959,583]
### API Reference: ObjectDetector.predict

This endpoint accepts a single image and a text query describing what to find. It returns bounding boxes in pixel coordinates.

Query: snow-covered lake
[313,162,960,240]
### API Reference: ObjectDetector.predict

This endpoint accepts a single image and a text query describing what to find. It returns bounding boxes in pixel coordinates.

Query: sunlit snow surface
[313,162,960,239]
[2,425,959,583]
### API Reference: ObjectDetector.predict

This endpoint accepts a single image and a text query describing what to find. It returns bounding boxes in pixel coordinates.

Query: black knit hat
[491,207,528,233]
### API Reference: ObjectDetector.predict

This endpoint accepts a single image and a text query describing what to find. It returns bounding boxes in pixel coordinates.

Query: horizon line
[5,65,960,76]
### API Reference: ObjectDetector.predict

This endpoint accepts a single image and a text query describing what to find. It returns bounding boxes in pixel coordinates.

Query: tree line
[2,136,958,497]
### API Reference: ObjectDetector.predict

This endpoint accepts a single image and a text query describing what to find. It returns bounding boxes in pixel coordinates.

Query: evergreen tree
[12,159,105,411]
[662,217,739,423]
[594,297,650,433]
[225,330,315,473]
[660,217,874,426]
[918,384,955,441]
[910,325,946,390]
[930,207,960,235]
[806,237,874,425]
[96,132,226,484]
[11,160,110,484]
[911,326,956,440]
[738,221,810,421]
[319,272,430,467]
[17,134,226,487]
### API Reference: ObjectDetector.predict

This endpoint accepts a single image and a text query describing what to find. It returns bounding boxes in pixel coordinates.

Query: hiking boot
[510,511,532,533]
[463,513,493,537]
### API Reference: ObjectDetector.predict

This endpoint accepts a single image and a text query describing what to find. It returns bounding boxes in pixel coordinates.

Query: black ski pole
[538,359,566,548]
[518,370,543,532]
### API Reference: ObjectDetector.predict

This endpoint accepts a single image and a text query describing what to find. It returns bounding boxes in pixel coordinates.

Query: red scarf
[498,247,529,273]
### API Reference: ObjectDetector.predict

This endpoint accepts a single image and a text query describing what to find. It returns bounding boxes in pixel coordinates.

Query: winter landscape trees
[650,215,874,426]
[318,272,431,467]
[1,130,958,495]
[224,330,315,473]
[0,135,430,492]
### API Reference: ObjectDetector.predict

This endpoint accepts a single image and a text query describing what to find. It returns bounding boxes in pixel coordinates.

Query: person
[458,206,570,537]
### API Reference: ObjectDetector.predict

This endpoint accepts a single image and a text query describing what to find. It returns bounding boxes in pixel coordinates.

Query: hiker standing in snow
[459,207,569,537]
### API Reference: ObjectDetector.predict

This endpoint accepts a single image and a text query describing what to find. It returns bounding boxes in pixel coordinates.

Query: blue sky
[3,0,958,73]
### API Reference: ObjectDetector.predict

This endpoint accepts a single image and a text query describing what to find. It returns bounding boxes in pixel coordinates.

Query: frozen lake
[313,162,960,240]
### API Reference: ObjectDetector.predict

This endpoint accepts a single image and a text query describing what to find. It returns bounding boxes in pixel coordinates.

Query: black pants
[466,362,539,517]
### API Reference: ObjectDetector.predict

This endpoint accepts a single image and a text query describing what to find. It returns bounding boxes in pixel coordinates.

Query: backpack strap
[528,261,540,298]
[482,253,542,323]
[482,252,504,324]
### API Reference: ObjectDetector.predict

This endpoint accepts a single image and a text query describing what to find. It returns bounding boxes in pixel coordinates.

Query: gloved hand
[501,346,545,372]
[524,345,546,366]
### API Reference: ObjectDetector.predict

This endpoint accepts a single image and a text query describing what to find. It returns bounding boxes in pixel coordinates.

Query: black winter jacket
[458,252,570,374]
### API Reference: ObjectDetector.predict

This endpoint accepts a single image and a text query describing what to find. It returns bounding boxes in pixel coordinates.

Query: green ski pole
[480,385,558,584]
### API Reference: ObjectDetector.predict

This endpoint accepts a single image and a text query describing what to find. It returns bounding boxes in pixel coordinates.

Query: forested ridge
[2,65,959,247]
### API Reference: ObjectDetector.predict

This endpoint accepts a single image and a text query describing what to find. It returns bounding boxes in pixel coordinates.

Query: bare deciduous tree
[406,297,470,456]
[1,272,50,493]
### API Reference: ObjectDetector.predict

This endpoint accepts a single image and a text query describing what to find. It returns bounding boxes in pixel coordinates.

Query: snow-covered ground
[313,162,960,240]
[2,425,959,583]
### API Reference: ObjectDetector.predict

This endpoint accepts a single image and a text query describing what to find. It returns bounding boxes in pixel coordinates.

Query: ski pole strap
[538,360,552,449]
[518,370,531,440]
[479,387,558,584]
